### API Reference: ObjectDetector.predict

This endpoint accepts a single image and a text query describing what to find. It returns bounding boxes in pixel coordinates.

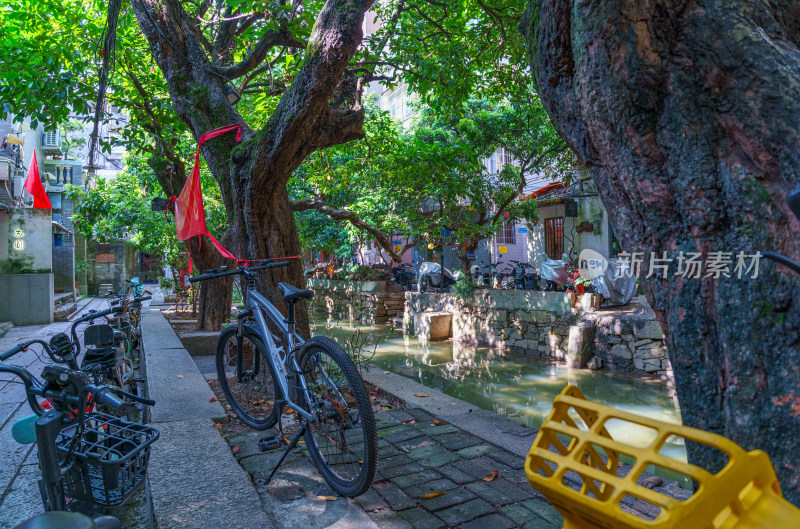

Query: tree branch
[217,30,306,79]
[290,197,403,262]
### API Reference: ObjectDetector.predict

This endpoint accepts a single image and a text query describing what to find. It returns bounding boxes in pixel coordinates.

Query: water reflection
[311,314,686,468]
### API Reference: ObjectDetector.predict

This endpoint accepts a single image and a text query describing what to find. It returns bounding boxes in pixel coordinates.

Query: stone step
[0,321,13,338]
[53,302,77,321]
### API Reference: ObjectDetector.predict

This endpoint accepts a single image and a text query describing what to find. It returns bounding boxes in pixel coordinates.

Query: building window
[545,217,564,259]
[54,233,63,247]
[502,148,513,167]
[496,222,516,245]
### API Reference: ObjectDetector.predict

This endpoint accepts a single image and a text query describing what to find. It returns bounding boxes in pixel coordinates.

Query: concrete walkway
[142,307,273,529]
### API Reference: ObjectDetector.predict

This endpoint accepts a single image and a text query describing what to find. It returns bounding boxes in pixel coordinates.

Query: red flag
[174,125,242,270]
[24,149,52,209]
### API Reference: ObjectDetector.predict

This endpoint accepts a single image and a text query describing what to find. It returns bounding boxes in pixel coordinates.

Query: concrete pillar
[566,322,596,368]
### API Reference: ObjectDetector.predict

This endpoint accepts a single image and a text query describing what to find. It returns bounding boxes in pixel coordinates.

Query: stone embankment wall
[405,290,673,383]
[308,279,405,325]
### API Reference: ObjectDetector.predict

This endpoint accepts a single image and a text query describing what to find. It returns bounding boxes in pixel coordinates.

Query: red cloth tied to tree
[173,124,242,270]
[24,149,52,209]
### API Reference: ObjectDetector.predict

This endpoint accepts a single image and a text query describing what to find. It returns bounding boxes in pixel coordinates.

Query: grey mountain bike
[189,261,377,497]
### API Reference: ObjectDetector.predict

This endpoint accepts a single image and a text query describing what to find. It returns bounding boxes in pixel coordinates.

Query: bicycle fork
[35,410,68,512]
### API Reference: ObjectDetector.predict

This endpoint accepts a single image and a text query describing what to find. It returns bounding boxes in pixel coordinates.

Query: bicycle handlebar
[189,261,290,283]
[0,340,41,361]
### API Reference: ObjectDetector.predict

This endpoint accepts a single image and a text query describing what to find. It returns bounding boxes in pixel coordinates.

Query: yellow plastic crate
[525,385,800,529]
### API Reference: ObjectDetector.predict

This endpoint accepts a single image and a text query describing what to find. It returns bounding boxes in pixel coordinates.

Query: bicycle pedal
[258,435,282,451]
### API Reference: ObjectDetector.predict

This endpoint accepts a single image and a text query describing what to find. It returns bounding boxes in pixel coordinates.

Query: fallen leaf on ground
[415,394,428,397]
[450,402,457,406]
[317,496,338,501]
[416,440,435,448]
[402,419,417,425]
[285,408,297,415]
[383,371,390,374]
[176,375,184,379]
[420,491,446,500]
[252,400,265,406]
[483,471,499,482]
[298,440,305,444]
[432,419,448,426]
[232,445,240,455]
[213,423,223,430]
[210,396,216,403]
[642,476,663,489]
[283,438,290,445]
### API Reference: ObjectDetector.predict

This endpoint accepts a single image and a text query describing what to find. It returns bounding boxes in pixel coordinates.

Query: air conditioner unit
[0,158,11,181]
[42,130,63,155]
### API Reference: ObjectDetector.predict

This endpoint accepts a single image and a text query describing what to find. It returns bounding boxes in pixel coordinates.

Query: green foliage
[0,0,103,128]
[67,151,226,269]
[453,276,475,302]
[334,264,385,281]
[74,258,89,273]
[365,1,530,114]
[292,98,569,263]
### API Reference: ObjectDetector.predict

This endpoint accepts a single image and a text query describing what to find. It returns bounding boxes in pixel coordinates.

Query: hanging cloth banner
[24,149,52,209]
[173,124,242,272]
[170,123,301,273]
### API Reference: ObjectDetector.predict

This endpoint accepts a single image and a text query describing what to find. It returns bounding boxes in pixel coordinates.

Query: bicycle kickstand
[263,418,309,486]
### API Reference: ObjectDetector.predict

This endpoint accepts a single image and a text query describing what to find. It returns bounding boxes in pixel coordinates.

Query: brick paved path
[225,405,564,528]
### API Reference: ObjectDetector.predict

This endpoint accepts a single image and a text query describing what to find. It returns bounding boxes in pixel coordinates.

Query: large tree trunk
[133,0,370,336]
[188,238,233,331]
[522,1,800,503]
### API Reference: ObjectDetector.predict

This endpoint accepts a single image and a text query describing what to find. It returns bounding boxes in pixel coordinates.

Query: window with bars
[496,222,516,245]
[545,217,564,259]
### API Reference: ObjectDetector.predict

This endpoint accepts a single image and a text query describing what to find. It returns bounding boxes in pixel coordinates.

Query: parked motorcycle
[392,263,415,290]
[540,254,570,291]
[417,262,461,292]
[591,258,637,305]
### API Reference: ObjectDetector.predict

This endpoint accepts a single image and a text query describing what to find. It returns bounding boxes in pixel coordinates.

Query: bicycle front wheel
[216,324,281,430]
[295,336,377,497]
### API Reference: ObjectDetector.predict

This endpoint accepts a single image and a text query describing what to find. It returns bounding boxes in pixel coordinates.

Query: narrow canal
[311,314,689,483]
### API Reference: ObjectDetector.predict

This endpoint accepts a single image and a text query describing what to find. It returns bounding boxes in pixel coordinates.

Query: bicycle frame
[241,282,315,422]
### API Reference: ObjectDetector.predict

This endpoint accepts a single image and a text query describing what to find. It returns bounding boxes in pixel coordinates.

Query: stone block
[636,341,663,350]
[488,309,507,322]
[413,312,452,341]
[587,356,602,370]
[634,339,653,347]
[611,344,633,360]
[634,320,665,339]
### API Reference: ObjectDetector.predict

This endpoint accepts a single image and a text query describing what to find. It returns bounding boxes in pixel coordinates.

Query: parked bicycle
[189,260,377,497]
[0,342,158,527]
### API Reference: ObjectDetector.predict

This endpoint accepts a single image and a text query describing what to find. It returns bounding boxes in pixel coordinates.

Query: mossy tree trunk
[522,0,800,503]
[133,0,370,334]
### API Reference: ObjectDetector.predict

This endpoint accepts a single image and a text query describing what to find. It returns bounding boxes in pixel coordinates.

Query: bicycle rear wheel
[295,336,377,497]
[216,324,281,430]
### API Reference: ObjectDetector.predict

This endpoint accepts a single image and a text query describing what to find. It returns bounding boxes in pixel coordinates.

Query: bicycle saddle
[277,282,314,303]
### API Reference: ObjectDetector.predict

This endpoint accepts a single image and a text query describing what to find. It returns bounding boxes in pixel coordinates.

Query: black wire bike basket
[56,412,159,507]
